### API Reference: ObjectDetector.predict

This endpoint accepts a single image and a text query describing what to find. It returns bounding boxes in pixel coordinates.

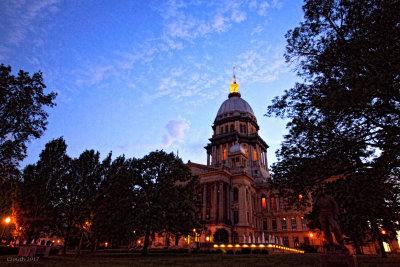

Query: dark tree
[0,64,56,179]
[55,149,103,254]
[13,137,69,242]
[91,155,135,249]
[131,151,201,255]
[267,0,400,257]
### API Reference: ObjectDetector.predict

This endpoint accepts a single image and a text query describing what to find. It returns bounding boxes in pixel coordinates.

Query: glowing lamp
[235,244,240,247]
[5,217,11,224]
[213,244,218,248]
[309,233,314,237]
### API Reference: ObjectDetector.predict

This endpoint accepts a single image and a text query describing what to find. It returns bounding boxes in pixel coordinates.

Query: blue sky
[1,0,304,168]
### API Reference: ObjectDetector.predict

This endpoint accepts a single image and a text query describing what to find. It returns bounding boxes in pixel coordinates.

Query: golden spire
[230,66,239,94]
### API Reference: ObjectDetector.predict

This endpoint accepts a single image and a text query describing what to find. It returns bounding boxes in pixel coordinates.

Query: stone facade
[186,88,318,249]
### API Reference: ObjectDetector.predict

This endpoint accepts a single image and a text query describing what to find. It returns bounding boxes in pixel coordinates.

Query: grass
[1,251,400,266]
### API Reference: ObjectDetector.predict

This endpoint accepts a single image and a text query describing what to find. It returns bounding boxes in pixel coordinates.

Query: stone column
[207,153,210,166]
[202,183,207,220]
[213,182,218,222]
[226,184,231,223]
[219,182,224,222]
[212,146,216,164]
[256,145,261,163]
[229,185,233,223]
[239,186,247,225]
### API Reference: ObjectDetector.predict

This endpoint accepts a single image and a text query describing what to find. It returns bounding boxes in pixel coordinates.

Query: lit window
[223,149,226,160]
[253,150,257,161]
[270,197,276,210]
[244,148,248,156]
[291,218,297,230]
[301,217,307,230]
[261,195,267,210]
[281,218,287,230]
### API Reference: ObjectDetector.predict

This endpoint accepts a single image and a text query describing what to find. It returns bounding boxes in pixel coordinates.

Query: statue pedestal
[320,251,358,267]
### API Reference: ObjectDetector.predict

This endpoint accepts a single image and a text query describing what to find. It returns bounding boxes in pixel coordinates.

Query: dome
[229,143,246,154]
[215,95,256,123]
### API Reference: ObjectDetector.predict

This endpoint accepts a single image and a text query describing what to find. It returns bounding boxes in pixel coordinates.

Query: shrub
[241,248,251,254]
[0,246,19,255]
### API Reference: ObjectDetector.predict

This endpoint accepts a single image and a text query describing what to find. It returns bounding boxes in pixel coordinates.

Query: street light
[309,232,314,246]
[1,216,11,243]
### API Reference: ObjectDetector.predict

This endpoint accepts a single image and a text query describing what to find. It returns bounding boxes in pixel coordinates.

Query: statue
[314,187,347,252]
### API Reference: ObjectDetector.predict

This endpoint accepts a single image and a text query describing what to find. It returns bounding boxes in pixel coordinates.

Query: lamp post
[0,217,11,243]
[309,232,314,246]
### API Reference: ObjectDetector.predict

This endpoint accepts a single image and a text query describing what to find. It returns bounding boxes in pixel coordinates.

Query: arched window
[233,187,238,201]
[261,194,267,210]
[225,125,228,133]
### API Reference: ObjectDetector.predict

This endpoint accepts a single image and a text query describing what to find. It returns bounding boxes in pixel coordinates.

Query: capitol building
[186,75,316,249]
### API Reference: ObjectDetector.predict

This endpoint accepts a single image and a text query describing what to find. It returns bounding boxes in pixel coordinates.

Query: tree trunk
[353,238,362,255]
[63,237,68,255]
[78,230,84,255]
[94,238,98,252]
[91,235,97,252]
[63,221,72,255]
[370,215,387,258]
[142,229,150,255]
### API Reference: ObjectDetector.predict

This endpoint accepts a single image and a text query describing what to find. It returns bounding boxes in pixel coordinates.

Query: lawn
[1,251,400,266]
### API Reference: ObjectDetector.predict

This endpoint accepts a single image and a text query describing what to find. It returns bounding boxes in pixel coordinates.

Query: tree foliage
[267,0,400,256]
[131,151,201,254]
[12,139,202,254]
[0,64,56,179]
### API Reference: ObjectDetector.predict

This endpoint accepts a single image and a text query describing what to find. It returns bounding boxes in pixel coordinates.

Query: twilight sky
[0,0,304,168]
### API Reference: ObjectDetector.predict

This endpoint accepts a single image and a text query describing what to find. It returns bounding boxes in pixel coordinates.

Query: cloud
[212,14,230,32]
[235,43,288,84]
[3,0,60,45]
[76,65,114,87]
[162,117,190,147]
[251,25,264,35]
